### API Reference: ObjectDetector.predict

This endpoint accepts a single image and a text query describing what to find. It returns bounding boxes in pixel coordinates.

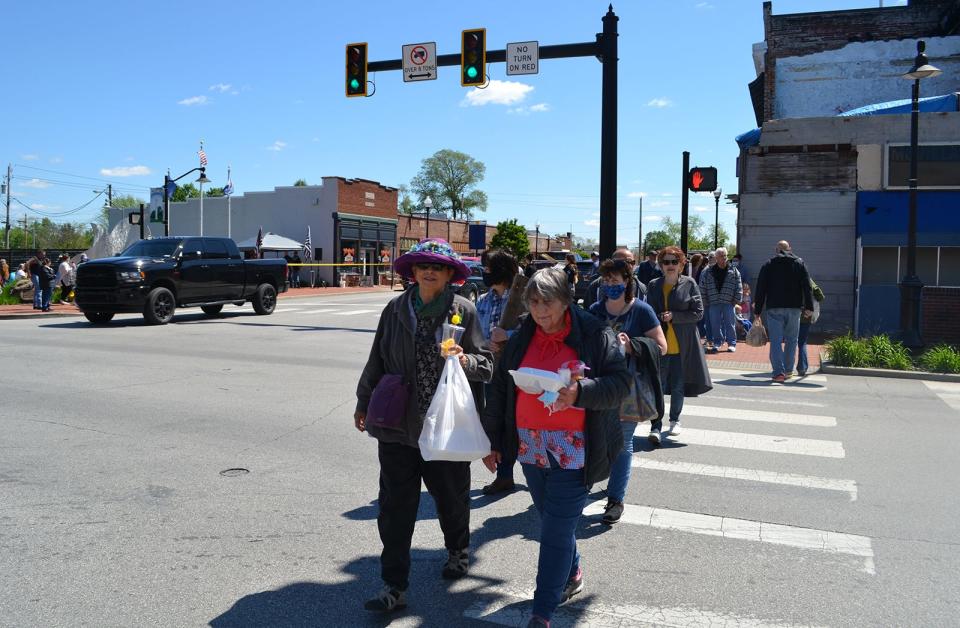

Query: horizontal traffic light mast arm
[366,40,600,72]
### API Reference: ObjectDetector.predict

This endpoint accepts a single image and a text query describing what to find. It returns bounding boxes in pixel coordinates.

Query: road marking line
[582,501,874,574]
[707,394,827,408]
[923,381,960,412]
[330,309,377,316]
[464,585,820,627]
[272,307,301,313]
[632,457,858,501]
[292,308,339,314]
[668,428,845,458]
[709,368,828,384]
[666,403,836,427]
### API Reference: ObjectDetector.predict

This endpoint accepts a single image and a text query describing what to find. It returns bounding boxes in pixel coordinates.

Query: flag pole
[199,140,204,236]
[227,165,232,238]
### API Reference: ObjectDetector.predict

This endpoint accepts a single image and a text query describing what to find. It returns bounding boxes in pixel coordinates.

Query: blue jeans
[764,308,801,376]
[699,306,711,341]
[607,421,638,502]
[797,322,811,374]
[653,354,684,430]
[32,275,41,308]
[709,303,737,348]
[40,286,52,310]
[521,457,588,620]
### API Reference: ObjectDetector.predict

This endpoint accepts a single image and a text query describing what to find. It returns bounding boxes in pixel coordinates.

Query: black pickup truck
[75,236,288,325]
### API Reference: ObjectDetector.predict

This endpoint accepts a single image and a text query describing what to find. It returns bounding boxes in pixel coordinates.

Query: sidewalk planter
[820,355,960,383]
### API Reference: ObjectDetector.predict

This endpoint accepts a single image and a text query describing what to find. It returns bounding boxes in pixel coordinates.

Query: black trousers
[377,441,471,590]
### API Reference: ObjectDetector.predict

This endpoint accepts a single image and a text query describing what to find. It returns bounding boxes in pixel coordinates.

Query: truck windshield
[121,240,181,258]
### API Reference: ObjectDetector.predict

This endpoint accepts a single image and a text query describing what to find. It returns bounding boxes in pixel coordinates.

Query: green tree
[171,183,198,203]
[489,219,530,259]
[657,217,731,252]
[642,230,674,252]
[571,235,598,258]
[409,149,487,220]
[294,179,308,186]
[397,184,416,215]
[204,187,225,197]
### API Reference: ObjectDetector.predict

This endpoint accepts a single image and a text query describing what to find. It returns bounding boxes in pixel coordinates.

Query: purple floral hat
[393,238,470,283]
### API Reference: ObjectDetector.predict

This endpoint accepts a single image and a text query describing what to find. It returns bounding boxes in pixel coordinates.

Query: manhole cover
[219,468,250,477]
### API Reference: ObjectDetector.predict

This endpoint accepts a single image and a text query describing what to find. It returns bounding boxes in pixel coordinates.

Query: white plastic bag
[419,356,490,462]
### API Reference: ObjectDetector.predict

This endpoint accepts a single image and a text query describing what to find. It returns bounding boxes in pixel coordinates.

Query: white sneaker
[668,420,681,435]
[726,346,736,353]
[648,428,661,445]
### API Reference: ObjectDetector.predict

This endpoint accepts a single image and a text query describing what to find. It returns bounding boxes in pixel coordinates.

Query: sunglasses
[661,258,680,266]
[612,259,634,270]
[414,263,448,272]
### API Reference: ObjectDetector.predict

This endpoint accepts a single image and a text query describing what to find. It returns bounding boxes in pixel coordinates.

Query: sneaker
[602,501,624,525]
[481,477,515,496]
[707,346,719,354]
[797,370,807,377]
[527,616,551,627]
[441,549,469,579]
[560,566,584,602]
[772,374,786,383]
[668,420,681,435]
[363,585,407,612]
[784,371,794,380]
[727,345,736,353]
[648,427,661,445]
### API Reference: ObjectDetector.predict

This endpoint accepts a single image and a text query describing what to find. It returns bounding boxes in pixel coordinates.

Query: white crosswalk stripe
[292,308,339,314]
[923,380,960,412]
[330,309,377,316]
[632,458,858,501]
[669,427,845,458]
[705,394,827,408]
[667,403,837,427]
[710,368,828,384]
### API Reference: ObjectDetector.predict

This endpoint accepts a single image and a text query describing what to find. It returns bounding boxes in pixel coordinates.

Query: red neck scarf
[533,310,572,360]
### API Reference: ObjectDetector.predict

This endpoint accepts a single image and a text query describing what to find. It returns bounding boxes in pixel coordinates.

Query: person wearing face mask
[588,259,667,524]
[475,249,522,495]
[582,248,646,309]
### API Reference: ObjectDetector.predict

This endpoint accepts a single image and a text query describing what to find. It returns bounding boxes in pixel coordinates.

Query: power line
[13,163,152,191]
[12,191,105,218]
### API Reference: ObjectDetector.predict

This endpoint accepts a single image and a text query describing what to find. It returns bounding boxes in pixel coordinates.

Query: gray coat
[646,275,713,398]
[356,287,494,448]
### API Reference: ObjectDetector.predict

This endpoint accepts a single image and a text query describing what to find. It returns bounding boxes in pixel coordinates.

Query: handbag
[419,356,490,462]
[746,316,768,347]
[366,373,409,432]
[619,363,659,423]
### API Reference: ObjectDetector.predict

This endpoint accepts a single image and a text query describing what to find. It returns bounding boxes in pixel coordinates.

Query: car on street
[75,236,288,325]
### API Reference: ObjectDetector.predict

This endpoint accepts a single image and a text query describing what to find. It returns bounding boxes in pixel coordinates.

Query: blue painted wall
[857,191,960,246]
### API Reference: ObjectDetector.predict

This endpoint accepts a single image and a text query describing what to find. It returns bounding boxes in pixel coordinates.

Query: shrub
[865,334,912,371]
[826,334,872,368]
[919,345,960,374]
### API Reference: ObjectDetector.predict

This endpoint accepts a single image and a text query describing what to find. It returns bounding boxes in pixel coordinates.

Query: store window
[887,144,960,188]
[939,248,960,286]
[861,247,898,285]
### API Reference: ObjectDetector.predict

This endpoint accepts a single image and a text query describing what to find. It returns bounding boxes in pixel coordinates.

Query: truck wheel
[201,304,224,316]
[143,287,176,325]
[84,312,114,324]
[252,283,277,315]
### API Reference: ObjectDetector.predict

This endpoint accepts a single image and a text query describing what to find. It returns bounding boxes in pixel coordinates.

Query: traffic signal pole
[362,5,619,259]
[681,151,690,255]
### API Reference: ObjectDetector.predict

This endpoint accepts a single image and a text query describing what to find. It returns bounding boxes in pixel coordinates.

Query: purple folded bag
[366,374,409,431]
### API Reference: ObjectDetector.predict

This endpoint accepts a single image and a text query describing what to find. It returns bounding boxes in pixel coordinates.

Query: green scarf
[413,285,451,319]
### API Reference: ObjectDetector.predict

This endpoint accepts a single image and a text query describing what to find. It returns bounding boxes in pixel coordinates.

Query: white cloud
[627,191,647,198]
[661,192,673,197]
[22,154,39,161]
[100,165,151,177]
[529,103,549,112]
[266,140,287,152]
[584,219,600,227]
[22,178,51,189]
[649,200,671,208]
[694,205,708,212]
[508,102,551,115]
[49,156,62,164]
[30,203,61,210]
[642,215,663,223]
[462,80,533,107]
[724,207,738,214]
[695,2,714,8]
[209,83,232,93]
[647,98,673,108]
[178,95,209,106]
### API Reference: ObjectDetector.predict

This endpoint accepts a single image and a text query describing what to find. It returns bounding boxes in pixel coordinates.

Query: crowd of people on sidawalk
[2,249,86,311]
[353,237,823,626]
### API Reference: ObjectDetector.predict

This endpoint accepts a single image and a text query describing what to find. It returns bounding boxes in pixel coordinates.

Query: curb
[819,359,960,383]
[0,310,83,321]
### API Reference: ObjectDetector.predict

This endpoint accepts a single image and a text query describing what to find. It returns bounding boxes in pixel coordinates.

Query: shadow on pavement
[712,377,824,389]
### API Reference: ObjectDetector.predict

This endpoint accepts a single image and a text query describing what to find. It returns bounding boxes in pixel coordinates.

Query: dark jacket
[357,287,494,448]
[583,275,645,309]
[635,260,663,286]
[481,306,631,486]
[647,276,713,398]
[628,336,665,421]
[754,251,814,315]
[698,264,743,307]
[38,265,56,288]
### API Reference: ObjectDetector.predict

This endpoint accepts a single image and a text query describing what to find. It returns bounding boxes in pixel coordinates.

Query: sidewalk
[704,340,823,372]
[0,286,398,320]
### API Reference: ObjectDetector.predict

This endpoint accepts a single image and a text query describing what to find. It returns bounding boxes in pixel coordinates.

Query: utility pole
[107,184,113,207]
[4,164,10,248]
[637,196,643,254]
[680,151,690,255]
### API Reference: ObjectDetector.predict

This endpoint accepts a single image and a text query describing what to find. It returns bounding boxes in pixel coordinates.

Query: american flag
[303,226,313,261]
[255,226,264,258]
[198,147,208,167]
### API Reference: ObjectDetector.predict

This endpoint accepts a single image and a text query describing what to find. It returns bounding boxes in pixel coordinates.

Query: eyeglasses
[661,258,679,266]
[414,263,447,272]
[612,259,634,270]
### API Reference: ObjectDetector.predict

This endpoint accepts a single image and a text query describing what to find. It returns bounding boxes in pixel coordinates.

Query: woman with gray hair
[481,268,631,627]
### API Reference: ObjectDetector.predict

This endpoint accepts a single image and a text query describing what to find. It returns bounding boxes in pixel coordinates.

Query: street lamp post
[713,187,723,250]
[163,167,208,237]
[423,196,433,239]
[197,170,211,236]
[899,40,941,348]
[535,222,540,257]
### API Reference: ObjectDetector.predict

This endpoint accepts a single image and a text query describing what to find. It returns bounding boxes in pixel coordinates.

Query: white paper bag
[419,356,490,462]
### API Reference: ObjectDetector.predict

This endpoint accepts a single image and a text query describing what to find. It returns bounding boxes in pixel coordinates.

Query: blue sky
[5,0,905,245]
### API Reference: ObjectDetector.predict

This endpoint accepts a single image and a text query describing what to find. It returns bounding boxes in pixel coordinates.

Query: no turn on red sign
[402,42,437,82]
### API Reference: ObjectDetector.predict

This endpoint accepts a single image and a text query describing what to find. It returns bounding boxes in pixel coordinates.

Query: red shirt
[515,312,586,432]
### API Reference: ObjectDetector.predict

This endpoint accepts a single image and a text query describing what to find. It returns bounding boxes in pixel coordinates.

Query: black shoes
[441,549,469,579]
[363,585,407,612]
[602,500,624,525]
[481,477,516,496]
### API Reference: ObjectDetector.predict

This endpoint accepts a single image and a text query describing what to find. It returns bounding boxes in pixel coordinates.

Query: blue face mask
[602,283,626,300]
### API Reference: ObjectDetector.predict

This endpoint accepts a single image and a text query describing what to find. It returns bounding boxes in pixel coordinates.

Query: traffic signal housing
[345,43,368,97]
[461,28,486,86]
[688,166,718,192]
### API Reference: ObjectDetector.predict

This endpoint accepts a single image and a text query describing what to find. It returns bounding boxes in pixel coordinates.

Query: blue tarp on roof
[734,93,959,149]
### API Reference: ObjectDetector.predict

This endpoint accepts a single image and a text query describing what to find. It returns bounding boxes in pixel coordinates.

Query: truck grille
[77,266,117,288]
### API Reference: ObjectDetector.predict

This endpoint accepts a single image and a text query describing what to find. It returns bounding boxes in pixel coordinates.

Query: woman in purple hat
[355,238,493,614]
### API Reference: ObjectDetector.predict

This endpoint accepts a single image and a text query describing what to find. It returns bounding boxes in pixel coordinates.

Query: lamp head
[424,196,433,210]
[903,40,942,80]
[713,188,722,200]
[196,168,211,184]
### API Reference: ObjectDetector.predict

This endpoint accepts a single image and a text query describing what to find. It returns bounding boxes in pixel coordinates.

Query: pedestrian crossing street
[468,366,877,627]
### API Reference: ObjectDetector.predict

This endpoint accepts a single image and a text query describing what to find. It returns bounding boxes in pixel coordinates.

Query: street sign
[402,42,437,82]
[506,41,539,76]
[149,187,164,222]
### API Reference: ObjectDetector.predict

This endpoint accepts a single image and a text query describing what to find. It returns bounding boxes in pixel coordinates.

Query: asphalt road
[2,291,959,627]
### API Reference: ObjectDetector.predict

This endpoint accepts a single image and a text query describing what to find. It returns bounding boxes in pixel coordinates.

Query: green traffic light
[466,66,478,80]
[350,78,360,91]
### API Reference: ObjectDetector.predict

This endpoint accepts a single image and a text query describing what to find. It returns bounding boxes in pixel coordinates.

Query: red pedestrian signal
[346,43,368,98]
[688,166,718,192]
[461,28,486,87]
